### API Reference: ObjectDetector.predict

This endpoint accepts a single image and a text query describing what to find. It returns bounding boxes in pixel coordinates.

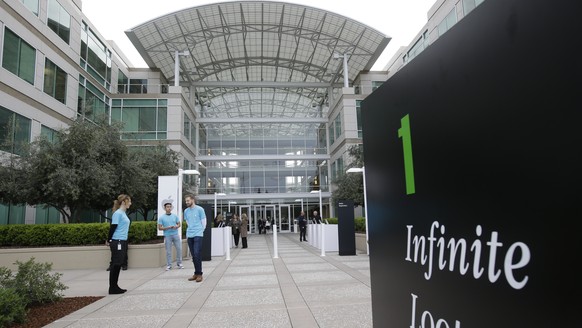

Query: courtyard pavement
[46,233,372,328]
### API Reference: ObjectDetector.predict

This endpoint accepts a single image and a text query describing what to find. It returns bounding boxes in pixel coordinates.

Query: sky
[81,0,436,70]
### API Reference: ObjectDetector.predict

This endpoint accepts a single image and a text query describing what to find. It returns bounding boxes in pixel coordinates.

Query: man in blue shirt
[184,194,206,282]
[158,201,184,270]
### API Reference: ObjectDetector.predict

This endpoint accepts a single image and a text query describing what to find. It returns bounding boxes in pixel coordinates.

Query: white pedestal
[211,227,225,256]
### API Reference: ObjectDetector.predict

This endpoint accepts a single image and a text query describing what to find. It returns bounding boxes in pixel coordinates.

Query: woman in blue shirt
[106,194,131,294]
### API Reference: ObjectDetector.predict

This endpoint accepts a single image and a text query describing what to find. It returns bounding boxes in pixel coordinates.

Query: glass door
[279,205,291,232]
[252,205,262,234]
[265,205,277,232]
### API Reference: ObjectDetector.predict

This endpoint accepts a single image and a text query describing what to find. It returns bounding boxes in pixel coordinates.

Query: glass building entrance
[226,204,299,234]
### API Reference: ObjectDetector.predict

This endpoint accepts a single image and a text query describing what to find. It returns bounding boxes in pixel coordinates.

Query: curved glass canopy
[125,1,390,120]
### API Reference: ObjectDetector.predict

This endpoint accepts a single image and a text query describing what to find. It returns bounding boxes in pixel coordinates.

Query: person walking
[230,214,241,247]
[106,194,131,294]
[158,201,184,270]
[297,210,307,242]
[184,194,206,283]
[240,213,249,248]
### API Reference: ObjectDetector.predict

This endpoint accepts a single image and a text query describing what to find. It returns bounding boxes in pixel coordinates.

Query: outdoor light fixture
[214,192,226,219]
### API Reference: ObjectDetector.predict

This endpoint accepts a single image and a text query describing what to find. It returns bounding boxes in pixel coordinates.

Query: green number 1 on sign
[398,114,416,195]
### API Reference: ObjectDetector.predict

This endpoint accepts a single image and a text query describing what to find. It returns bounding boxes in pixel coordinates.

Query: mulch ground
[9,296,103,328]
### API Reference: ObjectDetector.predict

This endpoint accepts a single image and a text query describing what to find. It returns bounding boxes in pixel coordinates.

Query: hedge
[324,217,366,233]
[0,221,162,247]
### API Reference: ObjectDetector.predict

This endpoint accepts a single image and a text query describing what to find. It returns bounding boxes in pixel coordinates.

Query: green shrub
[6,258,67,305]
[0,221,160,247]
[355,217,366,232]
[0,287,27,327]
[321,217,366,232]
[0,267,12,287]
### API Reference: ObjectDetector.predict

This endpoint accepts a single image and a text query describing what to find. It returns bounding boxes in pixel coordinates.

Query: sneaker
[177,264,185,269]
[166,266,171,271]
[195,275,203,282]
[121,266,128,271]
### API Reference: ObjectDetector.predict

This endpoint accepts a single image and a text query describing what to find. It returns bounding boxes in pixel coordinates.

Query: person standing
[184,194,206,283]
[106,194,131,294]
[158,202,184,271]
[258,217,264,234]
[230,214,241,248]
[240,213,249,248]
[297,210,307,242]
[313,210,322,224]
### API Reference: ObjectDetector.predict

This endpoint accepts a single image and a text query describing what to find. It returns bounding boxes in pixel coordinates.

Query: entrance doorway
[234,204,299,234]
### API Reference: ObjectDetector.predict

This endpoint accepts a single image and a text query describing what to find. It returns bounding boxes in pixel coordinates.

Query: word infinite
[405,221,530,290]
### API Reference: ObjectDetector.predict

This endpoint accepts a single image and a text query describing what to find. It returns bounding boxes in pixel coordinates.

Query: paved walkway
[47,233,371,328]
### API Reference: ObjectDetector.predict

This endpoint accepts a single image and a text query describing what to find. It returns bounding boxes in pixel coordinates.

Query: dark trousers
[233,232,240,246]
[300,226,307,241]
[109,252,127,269]
[241,237,248,248]
[188,236,203,275]
[109,240,128,290]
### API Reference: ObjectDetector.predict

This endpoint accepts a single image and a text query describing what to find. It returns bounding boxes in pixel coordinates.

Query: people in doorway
[258,217,264,234]
[158,202,183,270]
[265,216,271,233]
[184,194,206,283]
[297,210,307,242]
[106,194,131,294]
[230,213,242,247]
[313,210,322,224]
[240,213,249,248]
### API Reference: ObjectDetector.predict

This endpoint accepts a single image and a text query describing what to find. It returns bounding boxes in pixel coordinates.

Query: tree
[126,145,179,221]
[21,117,128,223]
[331,144,364,208]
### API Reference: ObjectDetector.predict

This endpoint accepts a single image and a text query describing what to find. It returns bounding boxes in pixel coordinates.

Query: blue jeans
[187,236,203,275]
[164,234,182,267]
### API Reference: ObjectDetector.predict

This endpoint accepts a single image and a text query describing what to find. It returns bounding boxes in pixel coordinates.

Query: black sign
[363,0,580,326]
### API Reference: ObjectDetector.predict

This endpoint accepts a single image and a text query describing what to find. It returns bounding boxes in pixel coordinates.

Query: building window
[463,0,485,16]
[406,31,428,63]
[371,81,383,92]
[41,125,59,143]
[129,79,148,94]
[35,205,61,224]
[0,203,26,225]
[334,113,342,140]
[117,70,128,93]
[21,0,39,16]
[111,99,168,140]
[78,76,110,121]
[80,22,111,89]
[331,157,344,180]
[328,124,335,146]
[438,9,458,37]
[0,106,31,156]
[43,58,67,103]
[356,100,362,138]
[2,28,36,85]
[47,0,70,44]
